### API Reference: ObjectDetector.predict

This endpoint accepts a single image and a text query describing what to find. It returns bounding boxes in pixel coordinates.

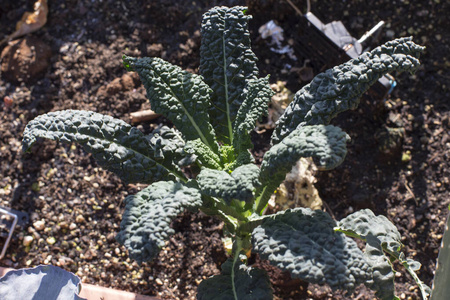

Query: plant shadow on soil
[0,0,449,299]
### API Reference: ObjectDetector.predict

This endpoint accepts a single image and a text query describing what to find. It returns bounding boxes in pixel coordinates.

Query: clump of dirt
[1,36,52,83]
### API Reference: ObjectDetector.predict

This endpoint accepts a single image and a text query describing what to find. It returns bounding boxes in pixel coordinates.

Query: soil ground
[0,0,449,299]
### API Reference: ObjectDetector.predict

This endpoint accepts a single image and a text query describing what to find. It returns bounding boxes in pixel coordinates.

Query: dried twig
[129,109,161,124]
[404,178,417,204]
[284,0,311,16]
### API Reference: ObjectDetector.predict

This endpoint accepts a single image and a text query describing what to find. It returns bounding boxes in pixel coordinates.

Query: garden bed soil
[0,0,449,299]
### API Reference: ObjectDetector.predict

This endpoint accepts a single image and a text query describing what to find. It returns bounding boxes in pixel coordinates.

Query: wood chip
[130,109,161,124]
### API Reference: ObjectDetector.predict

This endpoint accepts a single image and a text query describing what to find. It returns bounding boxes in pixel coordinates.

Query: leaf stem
[231,238,243,300]
[254,183,278,215]
[172,169,188,183]
[237,216,264,236]
[384,248,430,300]
[402,261,429,300]
[212,198,248,222]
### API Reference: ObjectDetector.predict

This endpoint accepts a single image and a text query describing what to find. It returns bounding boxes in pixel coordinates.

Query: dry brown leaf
[268,158,323,211]
[1,0,48,45]
[256,81,294,131]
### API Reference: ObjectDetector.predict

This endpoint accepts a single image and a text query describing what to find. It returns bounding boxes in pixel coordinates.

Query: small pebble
[33,220,45,231]
[155,278,163,286]
[402,151,412,162]
[23,235,34,247]
[76,215,85,223]
[59,221,69,229]
[386,29,395,39]
[46,237,56,245]
[69,223,77,230]
[61,241,70,249]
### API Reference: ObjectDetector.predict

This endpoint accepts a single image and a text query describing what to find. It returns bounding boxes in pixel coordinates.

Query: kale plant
[22,6,427,300]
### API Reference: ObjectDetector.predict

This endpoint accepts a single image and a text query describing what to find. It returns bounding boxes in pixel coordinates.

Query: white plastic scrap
[259,20,297,60]
[259,20,284,45]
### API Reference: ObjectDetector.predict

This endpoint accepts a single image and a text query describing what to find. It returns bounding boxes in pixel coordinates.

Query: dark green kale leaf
[124,56,218,152]
[22,110,183,183]
[200,6,259,144]
[116,181,202,263]
[252,208,372,291]
[273,37,425,144]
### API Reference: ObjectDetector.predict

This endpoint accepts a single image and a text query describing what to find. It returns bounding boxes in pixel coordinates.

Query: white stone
[23,235,34,247]
[33,220,45,231]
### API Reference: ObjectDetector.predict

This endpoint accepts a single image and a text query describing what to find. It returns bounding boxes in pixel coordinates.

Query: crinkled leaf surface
[232,76,274,155]
[116,181,202,263]
[184,139,222,169]
[123,56,218,152]
[364,235,396,300]
[218,144,254,172]
[0,265,85,300]
[273,37,425,144]
[223,150,254,173]
[338,209,402,255]
[197,164,260,203]
[252,208,372,291]
[197,258,272,300]
[200,6,259,144]
[337,209,429,299]
[148,125,190,166]
[22,110,180,183]
[260,125,349,191]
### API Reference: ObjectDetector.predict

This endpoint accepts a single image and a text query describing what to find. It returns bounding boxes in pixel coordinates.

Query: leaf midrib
[149,63,215,152]
[222,21,233,144]
[31,123,187,183]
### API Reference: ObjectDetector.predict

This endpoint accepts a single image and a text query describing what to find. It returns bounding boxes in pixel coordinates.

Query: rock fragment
[33,220,45,231]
